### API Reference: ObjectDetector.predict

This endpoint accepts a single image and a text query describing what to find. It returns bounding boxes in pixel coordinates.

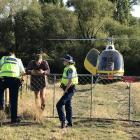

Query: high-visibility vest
[0,56,20,78]
[61,64,78,86]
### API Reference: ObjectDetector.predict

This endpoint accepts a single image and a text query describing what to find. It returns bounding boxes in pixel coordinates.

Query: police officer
[0,48,25,123]
[56,54,78,128]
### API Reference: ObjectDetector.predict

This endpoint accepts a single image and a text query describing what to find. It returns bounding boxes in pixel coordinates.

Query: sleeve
[43,60,50,75]
[67,68,73,79]
[18,59,25,74]
[0,57,5,70]
[26,61,33,75]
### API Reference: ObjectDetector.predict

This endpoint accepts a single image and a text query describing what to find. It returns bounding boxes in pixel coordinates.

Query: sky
[131,5,140,18]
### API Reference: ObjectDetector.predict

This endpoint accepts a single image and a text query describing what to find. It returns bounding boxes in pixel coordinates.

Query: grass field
[0,81,140,140]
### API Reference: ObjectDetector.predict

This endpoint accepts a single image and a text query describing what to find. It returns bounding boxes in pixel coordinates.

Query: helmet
[61,54,74,63]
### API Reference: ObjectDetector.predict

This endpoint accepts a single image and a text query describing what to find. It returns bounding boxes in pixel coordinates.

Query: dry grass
[0,111,6,126]
[130,82,140,119]
[0,81,140,139]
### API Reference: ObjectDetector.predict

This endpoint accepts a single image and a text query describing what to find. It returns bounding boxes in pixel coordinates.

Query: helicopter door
[84,48,100,75]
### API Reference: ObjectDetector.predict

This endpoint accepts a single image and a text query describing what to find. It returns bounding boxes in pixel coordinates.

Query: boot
[66,123,73,127]
[61,121,66,129]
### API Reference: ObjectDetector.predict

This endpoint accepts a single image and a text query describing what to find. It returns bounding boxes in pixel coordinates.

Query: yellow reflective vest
[0,56,20,78]
[61,64,78,86]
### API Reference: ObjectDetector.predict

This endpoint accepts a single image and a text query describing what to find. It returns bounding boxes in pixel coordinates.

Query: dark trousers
[0,77,20,122]
[0,82,4,109]
[56,86,75,124]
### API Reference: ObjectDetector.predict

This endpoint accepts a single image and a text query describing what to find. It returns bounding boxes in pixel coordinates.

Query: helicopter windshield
[86,48,100,67]
[98,50,124,71]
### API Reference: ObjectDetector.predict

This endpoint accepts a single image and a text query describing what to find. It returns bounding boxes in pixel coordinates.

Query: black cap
[61,54,74,63]
[7,47,15,55]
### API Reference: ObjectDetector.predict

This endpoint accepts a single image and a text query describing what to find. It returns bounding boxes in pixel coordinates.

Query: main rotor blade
[47,38,138,41]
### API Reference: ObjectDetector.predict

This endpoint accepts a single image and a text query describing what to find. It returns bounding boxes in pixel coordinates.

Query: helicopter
[48,37,124,77]
[84,42,124,78]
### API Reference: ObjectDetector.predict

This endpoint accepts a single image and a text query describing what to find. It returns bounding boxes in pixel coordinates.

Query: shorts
[30,75,47,91]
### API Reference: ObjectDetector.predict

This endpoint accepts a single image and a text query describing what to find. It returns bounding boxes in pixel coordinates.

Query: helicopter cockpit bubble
[84,44,124,76]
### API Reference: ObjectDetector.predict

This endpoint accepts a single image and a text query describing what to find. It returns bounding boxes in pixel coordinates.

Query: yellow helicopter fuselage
[84,46,124,77]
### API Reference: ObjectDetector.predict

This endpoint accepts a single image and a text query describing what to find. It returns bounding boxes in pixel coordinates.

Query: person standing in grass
[26,53,50,111]
[56,54,78,129]
[0,47,25,123]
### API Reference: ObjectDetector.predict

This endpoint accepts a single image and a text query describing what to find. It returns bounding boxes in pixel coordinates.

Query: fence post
[52,75,56,117]
[128,82,131,120]
[26,75,28,92]
[90,75,93,118]
[20,84,23,99]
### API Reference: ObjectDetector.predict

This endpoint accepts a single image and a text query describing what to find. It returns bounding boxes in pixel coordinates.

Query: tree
[110,0,140,8]
[109,0,140,25]
[0,0,33,19]
[0,17,14,50]
[66,0,115,73]
[14,2,43,65]
[113,0,131,25]
[67,0,113,41]
[0,0,8,14]
[1,0,140,75]
[39,0,64,6]
[41,4,78,72]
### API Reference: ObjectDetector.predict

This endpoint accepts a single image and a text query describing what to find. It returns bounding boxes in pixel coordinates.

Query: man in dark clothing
[26,53,50,111]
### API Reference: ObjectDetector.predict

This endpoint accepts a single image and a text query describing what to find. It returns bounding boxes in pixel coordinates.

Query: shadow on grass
[74,118,140,128]
[122,121,140,127]
[76,88,91,93]
[1,120,41,127]
[73,118,115,128]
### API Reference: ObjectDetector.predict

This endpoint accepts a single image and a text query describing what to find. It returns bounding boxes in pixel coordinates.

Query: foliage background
[0,0,140,75]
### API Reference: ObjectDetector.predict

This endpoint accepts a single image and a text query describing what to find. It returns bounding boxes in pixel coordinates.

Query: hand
[20,78,24,83]
[64,90,67,94]
[60,84,63,88]
[20,79,24,86]
[31,70,40,75]
[31,70,36,75]
[39,69,45,74]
